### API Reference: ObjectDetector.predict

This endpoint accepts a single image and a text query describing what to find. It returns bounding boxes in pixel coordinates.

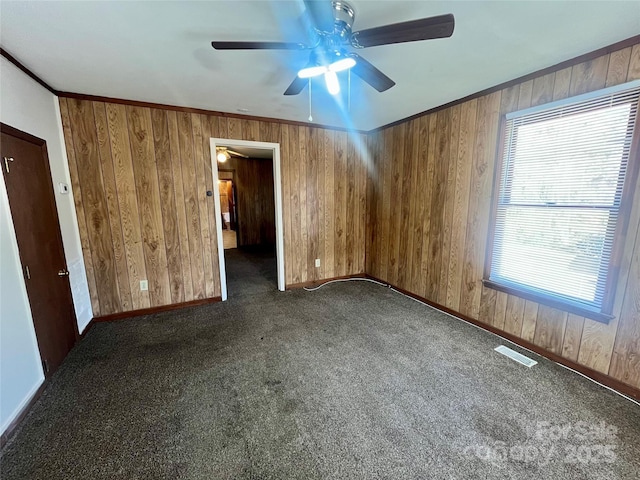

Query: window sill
[482,279,614,324]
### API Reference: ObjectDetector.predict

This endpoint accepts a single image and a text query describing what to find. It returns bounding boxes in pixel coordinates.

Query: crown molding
[0,47,58,95]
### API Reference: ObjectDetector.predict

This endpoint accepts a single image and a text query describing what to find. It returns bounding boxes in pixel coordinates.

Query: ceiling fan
[211,0,454,96]
[216,146,249,163]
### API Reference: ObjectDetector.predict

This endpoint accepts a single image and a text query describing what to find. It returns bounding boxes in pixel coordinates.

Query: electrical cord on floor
[303,277,388,291]
[303,277,640,407]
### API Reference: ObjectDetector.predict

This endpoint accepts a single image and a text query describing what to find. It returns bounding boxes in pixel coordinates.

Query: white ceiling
[1,1,638,131]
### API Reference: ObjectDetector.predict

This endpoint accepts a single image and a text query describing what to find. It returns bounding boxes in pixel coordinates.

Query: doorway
[1,124,77,376]
[210,139,285,300]
[218,170,238,249]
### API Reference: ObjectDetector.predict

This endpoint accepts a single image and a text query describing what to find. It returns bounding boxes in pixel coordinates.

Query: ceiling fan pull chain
[348,69,351,113]
[308,78,313,122]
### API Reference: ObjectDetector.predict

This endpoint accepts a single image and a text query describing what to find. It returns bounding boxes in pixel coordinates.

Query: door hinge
[3,157,14,173]
[42,359,50,374]
[25,265,31,280]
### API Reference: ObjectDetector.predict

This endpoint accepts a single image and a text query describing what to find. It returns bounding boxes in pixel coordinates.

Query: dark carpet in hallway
[224,246,277,298]
[1,256,639,479]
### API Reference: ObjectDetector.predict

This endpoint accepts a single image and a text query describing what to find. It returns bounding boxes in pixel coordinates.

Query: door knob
[58,269,69,276]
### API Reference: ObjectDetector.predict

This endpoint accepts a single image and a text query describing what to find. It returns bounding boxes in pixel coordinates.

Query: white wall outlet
[315,258,321,268]
[140,280,148,291]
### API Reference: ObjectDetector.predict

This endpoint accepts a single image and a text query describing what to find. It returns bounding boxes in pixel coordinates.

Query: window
[485,81,640,322]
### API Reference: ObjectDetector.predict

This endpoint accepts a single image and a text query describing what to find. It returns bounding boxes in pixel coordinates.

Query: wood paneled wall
[60,98,367,316]
[224,157,276,247]
[366,43,640,389]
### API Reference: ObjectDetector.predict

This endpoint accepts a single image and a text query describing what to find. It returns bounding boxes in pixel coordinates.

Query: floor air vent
[494,345,538,367]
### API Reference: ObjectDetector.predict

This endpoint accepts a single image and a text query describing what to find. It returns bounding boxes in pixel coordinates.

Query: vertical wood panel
[350,134,360,273]
[67,99,120,314]
[317,130,327,278]
[503,295,525,337]
[438,107,458,305]
[298,127,309,283]
[397,122,413,289]
[150,109,184,304]
[177,112,205,299]
[365,135,376,275]
[531,73,555,107]
[306,128,318,280]
[324,130,335,279]
[356,134,367,273]
[569,56,609,95]
[478,286,497,326]
[105,103,150,310]
[387,123,405,286]
[605,47,632,87]
[166,110,194,301]
[93,102,132,311]
[201,115,221,296]
[521,300,539,343]
[410,117,428,290]
[578,317,621,374]
[562,314,585,362]
[308,130,321,279]
[379,128,392,282]
[627,44,640,81]
[426,111,450,300]
[609,222,640,387]
[281,124,293,284]
[227,118,242,140]
[459,91,501,318]
[419,115,437,298]
[446,100,477,310]
[493,291,508,330]
[215,116,229,139]
[288,126,302,283]
[191,114,215,297]
[372,132,384,279]
[517,80,533,109]
[334,130,347,277]
[552,67,572,101]
[126,106,171,307]
[534,306,568,355]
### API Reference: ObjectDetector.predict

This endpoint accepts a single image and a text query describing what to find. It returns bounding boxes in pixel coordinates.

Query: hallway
[224,247,277,298]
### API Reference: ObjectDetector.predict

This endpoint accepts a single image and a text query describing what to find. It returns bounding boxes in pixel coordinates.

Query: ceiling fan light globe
[217,152,228,163]
[298,65,327,79]
[329,57,356,72]
[325,70,340,95]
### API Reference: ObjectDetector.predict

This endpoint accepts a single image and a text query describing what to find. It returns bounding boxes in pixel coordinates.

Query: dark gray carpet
[224,246,277,298]
[2,253,639,479]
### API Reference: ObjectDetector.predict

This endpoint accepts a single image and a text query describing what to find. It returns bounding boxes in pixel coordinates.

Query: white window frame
[484,80,640,323]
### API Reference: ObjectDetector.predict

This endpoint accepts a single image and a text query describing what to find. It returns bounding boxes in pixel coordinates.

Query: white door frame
[209,138,285,300]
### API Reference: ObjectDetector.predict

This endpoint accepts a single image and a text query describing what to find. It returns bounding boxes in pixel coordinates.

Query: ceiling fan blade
[351,14,454,48]
[350,54,395,92]
[211,41,309,50]
[227,149,249,158]
[303,0,335,33]
[284,76,308,96]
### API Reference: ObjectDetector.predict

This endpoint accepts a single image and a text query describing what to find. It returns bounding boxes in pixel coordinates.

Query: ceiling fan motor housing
[329,1,355,38]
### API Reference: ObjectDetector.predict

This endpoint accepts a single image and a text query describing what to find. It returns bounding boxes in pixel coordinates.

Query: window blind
[489,81,640,313]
